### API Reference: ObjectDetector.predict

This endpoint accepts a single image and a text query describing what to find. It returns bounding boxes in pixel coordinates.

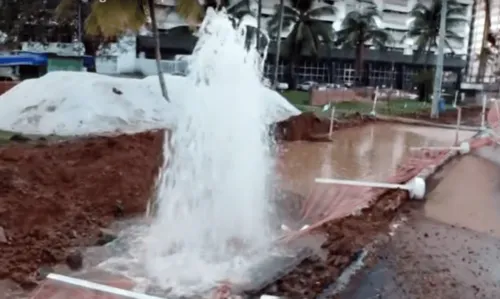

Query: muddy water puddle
[278,123,474,196]
[425,148,500,237]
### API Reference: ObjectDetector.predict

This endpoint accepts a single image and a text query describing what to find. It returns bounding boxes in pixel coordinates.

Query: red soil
[0,131,164,288]
[274,112,376,141]
[275,106,486,142]
[254,188,408,298]
[401,106,486,126]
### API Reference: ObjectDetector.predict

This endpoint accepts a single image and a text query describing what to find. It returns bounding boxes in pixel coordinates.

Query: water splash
[144,9,278,295]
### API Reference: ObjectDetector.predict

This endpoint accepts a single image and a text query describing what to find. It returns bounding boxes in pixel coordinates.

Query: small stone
[19,277,38,290]
[65,250,83,270]
[112,87,123,95]
[0,226,7,243]
[36,266,53,280]
[114,200,124,217]
[95,228,117,246]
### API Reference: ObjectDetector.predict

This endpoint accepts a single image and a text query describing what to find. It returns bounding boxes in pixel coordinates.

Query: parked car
[277,82,289,91]
[262,78,289,90]
[297,81,318,91]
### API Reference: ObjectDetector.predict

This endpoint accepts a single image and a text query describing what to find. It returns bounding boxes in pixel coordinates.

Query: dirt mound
[402,106,486,126]
[0,131,164,287]
[274,112,376,141]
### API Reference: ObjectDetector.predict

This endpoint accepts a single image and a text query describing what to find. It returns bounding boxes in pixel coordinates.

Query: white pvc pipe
[315,178,409,190]
[328,106,336,138]
[481,93,487,129]
[454,107,462,145]
[370,86,379,116]
[314,177,426,200]
[452,90,459,108]
[46,273,163,299]
[410,141,470,154]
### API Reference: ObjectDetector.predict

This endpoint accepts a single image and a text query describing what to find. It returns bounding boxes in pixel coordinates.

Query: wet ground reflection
[425,146,500,237]
[277,123,475,196]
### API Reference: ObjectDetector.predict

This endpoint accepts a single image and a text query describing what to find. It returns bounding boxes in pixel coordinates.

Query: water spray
[314,177,426,200]
[409,141,471,155]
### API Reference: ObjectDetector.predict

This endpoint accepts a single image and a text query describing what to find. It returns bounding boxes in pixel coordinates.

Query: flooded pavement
[338,146,500,299]
[425,150,500,237]
[278,123,475,196]
[339,215,500,299]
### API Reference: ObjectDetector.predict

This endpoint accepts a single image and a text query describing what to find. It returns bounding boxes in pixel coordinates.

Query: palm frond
[85,0,147,38]
[176,0,204,27]
[55,0,77,19]
[306,5,336,18]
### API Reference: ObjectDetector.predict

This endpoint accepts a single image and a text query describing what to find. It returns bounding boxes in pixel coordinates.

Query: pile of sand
[0,72,300,136]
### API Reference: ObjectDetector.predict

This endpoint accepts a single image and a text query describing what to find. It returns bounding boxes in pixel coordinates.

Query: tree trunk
[82,37,98,73]
[273,0,284,90]
[256,0,262,50]
[417,42,433,101]
[147,0,169,102]
[355,40,364,86]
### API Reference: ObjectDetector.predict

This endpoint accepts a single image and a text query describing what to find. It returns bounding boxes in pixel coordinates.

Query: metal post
[431,0,447,118]
[480,92,487,130]
[272,0,284,90]
[454,107,461,145]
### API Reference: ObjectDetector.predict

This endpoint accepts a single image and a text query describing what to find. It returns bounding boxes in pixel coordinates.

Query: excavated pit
[0,106,487,298]
[0,131,165,289]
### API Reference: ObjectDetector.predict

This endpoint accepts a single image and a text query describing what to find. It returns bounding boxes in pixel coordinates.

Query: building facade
[138,0,474,91]
[465,0,500,85]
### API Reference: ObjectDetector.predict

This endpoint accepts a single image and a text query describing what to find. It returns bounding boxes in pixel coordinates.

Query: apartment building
[137,0,474,90]
[465,0,500,85]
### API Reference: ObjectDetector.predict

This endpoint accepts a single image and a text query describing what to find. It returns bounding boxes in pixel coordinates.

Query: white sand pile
[0,71,299,136]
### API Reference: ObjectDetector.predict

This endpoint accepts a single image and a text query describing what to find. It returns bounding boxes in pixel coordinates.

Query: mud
[275,106,484,142]
[401,106,486,126]
[0,131,164,288]
[274,112,377,141]
[277,123,473,196]
[253,187,410,299]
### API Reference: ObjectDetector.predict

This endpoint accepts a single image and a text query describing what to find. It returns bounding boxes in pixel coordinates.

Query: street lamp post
[431,0,447,118]
[272,0,284,90]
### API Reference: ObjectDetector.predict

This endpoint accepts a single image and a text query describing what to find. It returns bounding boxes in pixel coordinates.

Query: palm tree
[267,0,336,88]
[175,0,263,50]
[56,0,169,101]
[335,1,391,85]
[175,0,255,27]
[405,0,467,100]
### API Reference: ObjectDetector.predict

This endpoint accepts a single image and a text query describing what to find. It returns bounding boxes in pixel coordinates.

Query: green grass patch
[282,89,454,118]
[282,90,309,106]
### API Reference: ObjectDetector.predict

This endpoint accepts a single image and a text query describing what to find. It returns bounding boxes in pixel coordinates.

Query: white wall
[20,35,137,74]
